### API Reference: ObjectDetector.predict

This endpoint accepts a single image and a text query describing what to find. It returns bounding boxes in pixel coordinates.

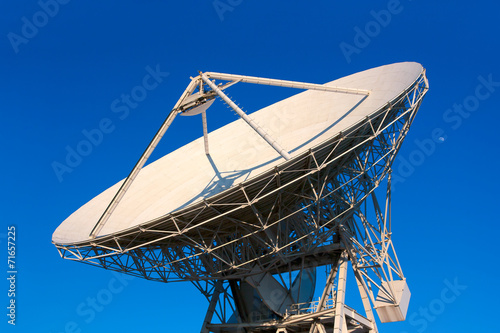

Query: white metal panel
[374,280,411,323]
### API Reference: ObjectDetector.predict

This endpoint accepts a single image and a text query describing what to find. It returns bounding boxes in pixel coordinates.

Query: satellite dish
[53,62,429,333]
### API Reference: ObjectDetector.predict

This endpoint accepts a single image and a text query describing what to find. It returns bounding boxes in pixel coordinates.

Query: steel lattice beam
[55,69,428,333]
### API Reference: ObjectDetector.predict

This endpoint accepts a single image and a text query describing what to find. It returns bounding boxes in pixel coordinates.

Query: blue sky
[1,1,499,332]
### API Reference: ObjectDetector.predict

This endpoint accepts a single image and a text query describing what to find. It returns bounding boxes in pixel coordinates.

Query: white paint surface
[53,62,423,244]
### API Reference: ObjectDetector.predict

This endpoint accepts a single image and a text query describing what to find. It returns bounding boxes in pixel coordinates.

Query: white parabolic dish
[53,62,424,245]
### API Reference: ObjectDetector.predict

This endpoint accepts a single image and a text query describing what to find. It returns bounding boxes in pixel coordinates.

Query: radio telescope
[53,62,428,333]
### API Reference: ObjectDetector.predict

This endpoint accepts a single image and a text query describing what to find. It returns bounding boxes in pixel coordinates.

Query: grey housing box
[374,280,411,323]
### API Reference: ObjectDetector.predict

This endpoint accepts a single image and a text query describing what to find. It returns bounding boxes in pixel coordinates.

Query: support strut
[200,71,292,161]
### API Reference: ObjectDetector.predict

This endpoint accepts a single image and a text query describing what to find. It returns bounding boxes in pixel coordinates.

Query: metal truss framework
[54,70,428,333]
